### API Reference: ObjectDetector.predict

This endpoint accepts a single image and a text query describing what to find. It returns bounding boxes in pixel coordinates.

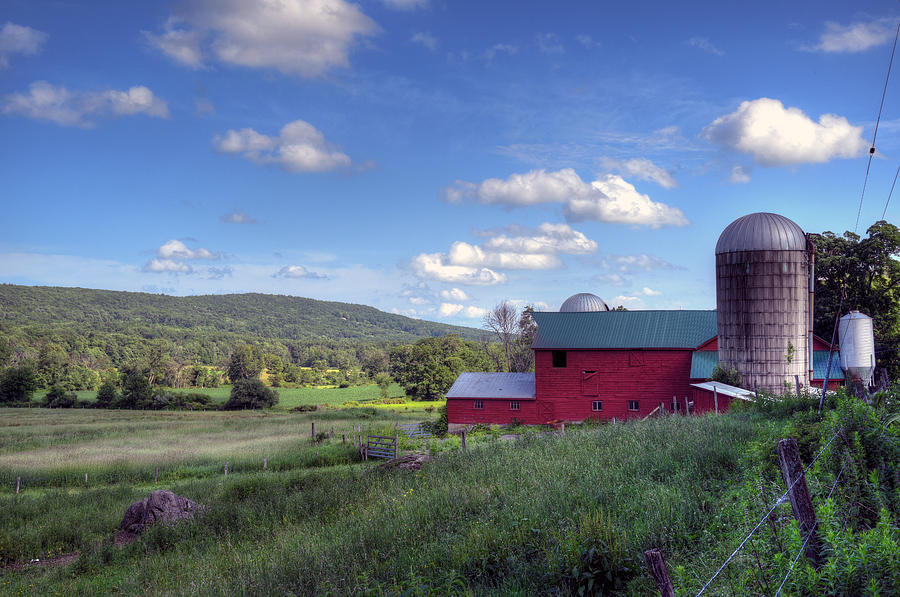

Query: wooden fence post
[560,423,565,435]
[224,462,228,477]
[394,433,399,459]
[263,458,267,470]
[311,421,315,439]
[684,396,690,415]
[342,434,346,444]
[461,429,467,451]
[777,438,823,568]
[84,473,88,485]
[713,387,718,414]
[644,549,675,597]
[16,477,20,494]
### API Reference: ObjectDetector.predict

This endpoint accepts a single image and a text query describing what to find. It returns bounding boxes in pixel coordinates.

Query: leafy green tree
[374,372,392,398]
[116,366,153,409]
[811,221,900,379]
[95,378,119,407]
[0,365,38,404]
[511,305,537,373]
[227,344,263,383]
[224,379,278,410]
[390,335,493,400]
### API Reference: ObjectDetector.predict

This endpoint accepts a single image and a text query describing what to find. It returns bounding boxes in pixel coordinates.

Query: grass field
[33,383,412,410]
[2,396,896,596]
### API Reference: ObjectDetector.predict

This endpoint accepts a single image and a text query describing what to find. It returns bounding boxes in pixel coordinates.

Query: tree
[117,365,153,409]
[95,378,119,407]
[483,301,518,372]
[0,365,38,404]
[227,344,263,383]
[389,335,493,400]
[374,372,392,398]
[510,306,538,373]
[811,221,900,379]
[224,378,278,410]
[43,385,78,408]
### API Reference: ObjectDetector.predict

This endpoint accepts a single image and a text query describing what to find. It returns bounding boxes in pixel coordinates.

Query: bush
[291,404,318,412]
[424,404,448,437]
[711,363,743,387]
[224,379,278,410]
[0,365,39,404]
[43,385,78,408]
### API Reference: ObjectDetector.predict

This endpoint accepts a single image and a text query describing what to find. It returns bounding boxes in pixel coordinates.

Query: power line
[855,19,900,233]
[882,164,900,220]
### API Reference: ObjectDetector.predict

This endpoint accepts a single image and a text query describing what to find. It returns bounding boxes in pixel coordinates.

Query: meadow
[1,394,897,596]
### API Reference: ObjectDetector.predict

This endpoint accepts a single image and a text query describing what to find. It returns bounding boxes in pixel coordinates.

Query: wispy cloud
[686,36,723,56]
[804,17,898,53]
[0,22,48,68]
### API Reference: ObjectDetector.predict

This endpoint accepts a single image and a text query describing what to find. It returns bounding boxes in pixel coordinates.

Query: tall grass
[1,413,778,595]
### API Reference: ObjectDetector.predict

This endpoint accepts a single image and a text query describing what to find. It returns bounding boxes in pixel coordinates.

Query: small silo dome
[715,212,806,254]
[560,293,609,312]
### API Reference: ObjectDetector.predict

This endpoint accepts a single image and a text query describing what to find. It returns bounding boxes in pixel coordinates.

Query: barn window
[552,351,567,368]
[474,400,484,409]
[592,400,602,412]
[628,400,639,411]
[510,401,520,411]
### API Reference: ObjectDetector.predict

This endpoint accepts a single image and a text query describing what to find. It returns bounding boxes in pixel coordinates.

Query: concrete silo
[715,213,811,393]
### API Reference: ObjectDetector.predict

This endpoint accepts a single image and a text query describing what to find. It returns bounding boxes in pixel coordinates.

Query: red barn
[446,309,842,429]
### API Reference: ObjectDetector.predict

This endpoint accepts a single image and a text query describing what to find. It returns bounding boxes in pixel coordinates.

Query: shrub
[224,379,279,410]
[291,404,318,412]
[711,363,743,387]
[0,365,38,404]
[43,385,78,408]
[424,404,448,437]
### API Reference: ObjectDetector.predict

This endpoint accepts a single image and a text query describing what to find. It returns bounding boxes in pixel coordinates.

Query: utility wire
[773,463,847,597]
[856,19,900,233]
[695,430,841,596]
[882,164,900,220]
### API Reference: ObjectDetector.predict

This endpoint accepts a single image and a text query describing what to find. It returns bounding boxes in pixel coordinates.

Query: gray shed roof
[445,372,536,400]
[715,212,806,254]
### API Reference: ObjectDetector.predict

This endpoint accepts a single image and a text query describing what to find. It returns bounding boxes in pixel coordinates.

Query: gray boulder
[120,490,203,534]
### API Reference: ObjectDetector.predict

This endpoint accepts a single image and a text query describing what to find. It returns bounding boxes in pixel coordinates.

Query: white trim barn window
[628,400,639,411]
[510,401,520,410]
[592,400,602,411]
[474,400,484,409]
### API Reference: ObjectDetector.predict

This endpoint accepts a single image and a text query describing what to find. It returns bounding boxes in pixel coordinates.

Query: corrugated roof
[690,381,755,401]
[690,350,718,378]
[813,350,845,380]
[532,310,717,349]
[689,350,844,381]
[715,212,807,253]
[445,372,536,400]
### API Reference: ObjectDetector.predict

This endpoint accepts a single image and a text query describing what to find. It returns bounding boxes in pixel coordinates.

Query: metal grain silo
[560,292,610,312]
[838,311,875,386]
[715,213,810,393]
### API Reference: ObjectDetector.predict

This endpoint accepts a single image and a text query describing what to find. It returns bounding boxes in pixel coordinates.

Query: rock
[120,490,203,534]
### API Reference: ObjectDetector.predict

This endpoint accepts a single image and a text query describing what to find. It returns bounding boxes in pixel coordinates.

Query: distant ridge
[0,284,483,345]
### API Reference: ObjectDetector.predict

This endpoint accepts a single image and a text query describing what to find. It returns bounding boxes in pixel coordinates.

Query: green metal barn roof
[531,310,718,349]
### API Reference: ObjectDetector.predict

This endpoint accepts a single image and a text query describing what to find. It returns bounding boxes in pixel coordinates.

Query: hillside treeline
[0,284,489,392]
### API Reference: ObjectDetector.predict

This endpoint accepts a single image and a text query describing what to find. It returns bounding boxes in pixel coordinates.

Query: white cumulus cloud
[444,168,687,228]
[145,0,378,77]
[440,288,469,301]
[143,259,192,274]
[214,119,352,172]
[410,32,437,51]
[599,157,678,189]
[439,302,463,316]
[729,165,751,184]
[157,239,219,260]
[273,265,327,279]
[411,253,506,286]
[640,287,661,296]
[464,306,488,318]
[806,17,898,53]
[0,22,48,68]
[2,81,169,128]
[702,98,867,166]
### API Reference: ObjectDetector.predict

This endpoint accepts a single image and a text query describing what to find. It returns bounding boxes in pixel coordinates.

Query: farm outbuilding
[445,212,854,429]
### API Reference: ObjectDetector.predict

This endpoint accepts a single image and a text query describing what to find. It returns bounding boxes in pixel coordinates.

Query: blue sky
[2,1,900,325]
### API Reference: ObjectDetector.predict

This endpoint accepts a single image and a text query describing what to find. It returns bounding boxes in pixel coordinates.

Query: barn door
[537,401,555,423]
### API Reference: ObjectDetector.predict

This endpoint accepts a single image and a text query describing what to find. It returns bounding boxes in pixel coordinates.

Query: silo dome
[716,212,807,254]
[560,293,609,312]
[715,212,810,394]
